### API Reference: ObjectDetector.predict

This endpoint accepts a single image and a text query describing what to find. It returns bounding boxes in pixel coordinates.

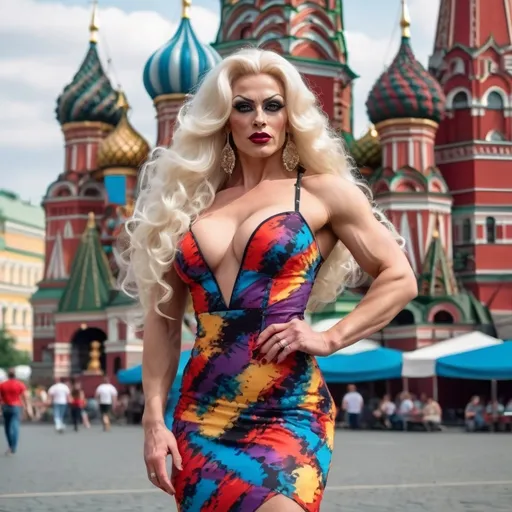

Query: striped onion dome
[56,41,121,126]
[366,4,445,125]
[143,4,221,99]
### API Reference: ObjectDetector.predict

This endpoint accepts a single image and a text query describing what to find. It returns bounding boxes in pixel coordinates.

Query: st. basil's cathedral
[30,0,512,396]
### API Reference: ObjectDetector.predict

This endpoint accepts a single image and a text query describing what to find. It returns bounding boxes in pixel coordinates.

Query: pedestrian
[94,376,118,431]
[70,379,89,431]
[0,368,31,455]
[342,384,364,429]
[48,378,71,433]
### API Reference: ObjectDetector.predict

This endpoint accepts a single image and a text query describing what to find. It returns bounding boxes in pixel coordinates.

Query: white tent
[402,332,502,378]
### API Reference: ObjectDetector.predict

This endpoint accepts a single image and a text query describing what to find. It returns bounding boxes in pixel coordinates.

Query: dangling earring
[282,135,300,173]
[220,132,236,175]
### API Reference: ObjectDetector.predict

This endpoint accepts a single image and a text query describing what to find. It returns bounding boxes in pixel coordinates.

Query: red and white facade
[430,0,512,338]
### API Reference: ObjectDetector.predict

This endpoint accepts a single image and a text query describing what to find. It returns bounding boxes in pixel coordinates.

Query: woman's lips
[249,133,272,144]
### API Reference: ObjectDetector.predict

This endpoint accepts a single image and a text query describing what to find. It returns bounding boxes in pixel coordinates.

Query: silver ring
[279,339,287,349]
[149,472,156,479]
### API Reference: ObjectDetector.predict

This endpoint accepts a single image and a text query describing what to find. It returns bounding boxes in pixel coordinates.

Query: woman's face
[228,73,288,161]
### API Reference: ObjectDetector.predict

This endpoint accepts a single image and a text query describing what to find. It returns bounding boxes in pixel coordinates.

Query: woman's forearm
[142,316,181,426]
[324,267,417,353]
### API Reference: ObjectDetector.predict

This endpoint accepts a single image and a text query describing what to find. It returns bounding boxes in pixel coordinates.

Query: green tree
[0,327,30,369]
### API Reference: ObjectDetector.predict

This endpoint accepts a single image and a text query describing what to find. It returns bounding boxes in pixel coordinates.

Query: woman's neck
[232,151,289,190]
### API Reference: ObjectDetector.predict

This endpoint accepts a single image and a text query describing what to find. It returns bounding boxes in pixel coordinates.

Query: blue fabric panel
[436,342,512,381]
[104,175,126,205]
[318,348,403,383]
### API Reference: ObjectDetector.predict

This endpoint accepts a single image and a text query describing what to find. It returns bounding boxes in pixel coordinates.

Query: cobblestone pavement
[0,424,511,511]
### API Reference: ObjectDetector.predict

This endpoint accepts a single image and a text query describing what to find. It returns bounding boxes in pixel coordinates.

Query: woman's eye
[233,103,252,113]
[265,102,284,112]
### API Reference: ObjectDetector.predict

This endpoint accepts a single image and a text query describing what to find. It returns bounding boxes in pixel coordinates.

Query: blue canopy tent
[117,349,192,388]
[436,342,512,380]
[317,340,403,383]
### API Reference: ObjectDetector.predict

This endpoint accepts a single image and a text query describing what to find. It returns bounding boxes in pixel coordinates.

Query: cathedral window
[452,91,469,109]
[462,219,472,242]
[486,217,496,243]
[451,58,465,75]
[486,91,504,110]
[433,310,454,324]
[485,130,506,142]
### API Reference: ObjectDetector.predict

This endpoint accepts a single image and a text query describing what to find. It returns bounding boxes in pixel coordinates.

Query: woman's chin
[242,145,279,159]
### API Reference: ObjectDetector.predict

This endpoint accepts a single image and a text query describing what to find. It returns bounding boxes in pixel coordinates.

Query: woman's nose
[253,108,267,128]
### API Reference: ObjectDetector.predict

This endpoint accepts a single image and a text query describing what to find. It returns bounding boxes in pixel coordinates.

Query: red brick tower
[31,3,121,378]
[430,0,512,338]
[213,0,357,135]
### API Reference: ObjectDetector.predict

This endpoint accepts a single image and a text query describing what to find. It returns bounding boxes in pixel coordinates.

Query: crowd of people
[339,385,443,432]
[464,395,512,432]
[0,370,120,455]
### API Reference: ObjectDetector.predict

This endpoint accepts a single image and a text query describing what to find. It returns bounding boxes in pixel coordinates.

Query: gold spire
[87,211,96,228]
[89,0,99,44]
[115,89,129,111]
[400,0,411,39]
[182,0,192,19]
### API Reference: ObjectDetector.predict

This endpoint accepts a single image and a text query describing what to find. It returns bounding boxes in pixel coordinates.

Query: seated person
[422,397,442,431]
[465,395,486,431]
[372,394,396,429]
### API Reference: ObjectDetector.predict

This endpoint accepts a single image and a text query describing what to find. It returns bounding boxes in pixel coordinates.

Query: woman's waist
[193,308,306,340]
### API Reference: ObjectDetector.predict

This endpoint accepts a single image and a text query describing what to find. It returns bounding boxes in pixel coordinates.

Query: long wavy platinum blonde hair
[117,48,403,320]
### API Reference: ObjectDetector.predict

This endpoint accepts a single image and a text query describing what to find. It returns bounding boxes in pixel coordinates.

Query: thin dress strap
[294,166,305,212]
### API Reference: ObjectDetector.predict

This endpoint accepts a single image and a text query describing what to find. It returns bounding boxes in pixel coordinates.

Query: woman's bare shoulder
[301,172,365,214]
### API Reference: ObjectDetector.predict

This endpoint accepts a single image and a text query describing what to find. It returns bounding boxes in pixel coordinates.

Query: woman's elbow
[399,267,418,302]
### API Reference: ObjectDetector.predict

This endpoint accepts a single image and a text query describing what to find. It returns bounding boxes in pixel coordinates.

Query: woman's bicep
[324,178,411,278]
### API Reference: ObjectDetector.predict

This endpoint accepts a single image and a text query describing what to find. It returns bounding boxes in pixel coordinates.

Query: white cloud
[0,0,219,201]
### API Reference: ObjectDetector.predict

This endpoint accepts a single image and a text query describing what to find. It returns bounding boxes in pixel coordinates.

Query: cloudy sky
[1,0,440,204]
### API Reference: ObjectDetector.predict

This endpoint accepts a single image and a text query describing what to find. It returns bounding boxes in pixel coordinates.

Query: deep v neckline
[189,211,300,310]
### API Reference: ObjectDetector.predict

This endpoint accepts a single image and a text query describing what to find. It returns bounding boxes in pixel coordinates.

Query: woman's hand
[143,420,183,495]
[256,318,333,363]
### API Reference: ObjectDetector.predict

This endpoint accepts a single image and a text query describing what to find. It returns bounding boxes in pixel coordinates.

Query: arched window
[451,58,465,75]
[390,309,415,326]
[452,91,469,109]
[462,219,472,242]
[433,311,454,324]
[486,130,506,142]
[487,91,504,110]
[486,217,496,243]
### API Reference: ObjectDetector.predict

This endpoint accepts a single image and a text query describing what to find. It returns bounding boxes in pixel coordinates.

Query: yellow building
[0,190,45,354]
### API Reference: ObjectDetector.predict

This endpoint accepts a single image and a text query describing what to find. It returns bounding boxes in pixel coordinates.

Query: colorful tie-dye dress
[172,170,336,511]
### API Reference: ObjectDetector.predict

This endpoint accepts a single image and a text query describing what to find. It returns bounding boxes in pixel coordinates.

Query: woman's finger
[168,439,183,471]
[276,341,300,363]
[263,331,293,363]
[256,322,289,346]
[147,458,175,495]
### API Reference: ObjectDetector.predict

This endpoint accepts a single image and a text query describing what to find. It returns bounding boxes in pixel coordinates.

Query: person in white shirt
[95,376,118,431]
[47,378,71,432]
[342,384,364,429]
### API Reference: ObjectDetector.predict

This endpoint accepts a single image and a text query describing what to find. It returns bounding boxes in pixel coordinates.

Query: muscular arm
[142,267,188,427]
[313,175,418,352]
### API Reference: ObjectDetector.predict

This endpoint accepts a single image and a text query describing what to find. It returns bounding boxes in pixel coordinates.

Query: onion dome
[143,0,222,99]
[365,0,445,125]
[350,125,382,173]
[55,2,121,126]
[97,91,150,170]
